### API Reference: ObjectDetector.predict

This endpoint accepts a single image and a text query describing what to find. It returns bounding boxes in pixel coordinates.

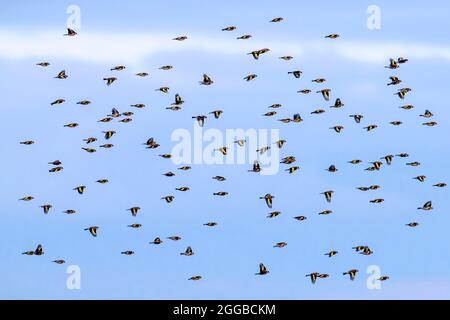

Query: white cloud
[334,42,450,63]
[0,29,449,65]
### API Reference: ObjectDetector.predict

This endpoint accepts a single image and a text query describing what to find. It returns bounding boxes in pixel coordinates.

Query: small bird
[199,74,214,85]
[256,146,270,154]
[54,70,67,79]
[249,48,269,60]
[144,138,159,149]
[285,166,300,174]
[321,191,334,203]
[378,276,390,281]
[98,117,113,123]
[292,114,303,123]
[127,207,140,216]
[222,26,236,31]
[298,89,311,94]
[209,110,223,119]
[260,194,274,208]
[348,160,362,164]
[127,224,142,229]
[349,114,363,123]
[189,276,202,281]
[293,216,307,221]
[353,246,366,252]
[213,192,228,196]
[167,236,182,241]
[136,72,148,77]
[64,123,78,128]
[103,77,117,86]
[325,34,339,39]
[237,34,252,40]
[330,126,344,133]
[96,179,109,184]
[73,185,86,194]
[270,17,283,23]
[20,140,34,145]
[274,140,286,148]
[418,201,433,211]
[318,210,333,215]
[40,204,52,214]
[397,153,410,158]
[103,131,116,140]
[176,187,190,192]
[63,209,76,215]
[212,176,226,181]
[371,161,383,170]
[77,100,91,105]
[22,244,44,256]
[317,89,331,101]
[370,199,384,204]
[331,98,344,108]
[360,246,373,255]
[306,272,319,284]
[159,65,173,70]
[172,94,184,106]
[280,156,296,164]
[173,36,187,41]
[433,183,447,188]
[19,196,34,201]
[121,251,134,255]
[53,260,66,264]
[50,99,65,106]
[385,58,399,69]
[420,110,434,118]
[244,74,257,81]
[398,57,409,64]
[150,237,162,245]
[155,87,169,93]
[161,195,175,203]
[406,222,419,227]
[387,76,402,86]
[273,242,287,248]
[36,62,50,67]
[325,251,338,257]
[180,246,194,256]
[192,115,207,127]
[203,222,217,227]
[85,226,99,237]
[279,55,293,61]
[267,211,281,218]
[413,175,426,182]
[326,165,338,172]
[255,263,269,275]
[248,160,261,173]
[288,71,302,78]
[364,125,378,132]
[343,269,359,281]
[64,28,77,36]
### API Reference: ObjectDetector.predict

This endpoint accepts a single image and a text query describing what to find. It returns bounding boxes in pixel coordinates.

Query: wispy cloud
[0,29,449,65]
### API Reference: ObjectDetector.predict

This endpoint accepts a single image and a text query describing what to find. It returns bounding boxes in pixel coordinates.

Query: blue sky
[1,0,450,299]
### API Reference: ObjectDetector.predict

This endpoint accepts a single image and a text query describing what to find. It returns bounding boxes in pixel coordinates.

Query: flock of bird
[19,17,445,287]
